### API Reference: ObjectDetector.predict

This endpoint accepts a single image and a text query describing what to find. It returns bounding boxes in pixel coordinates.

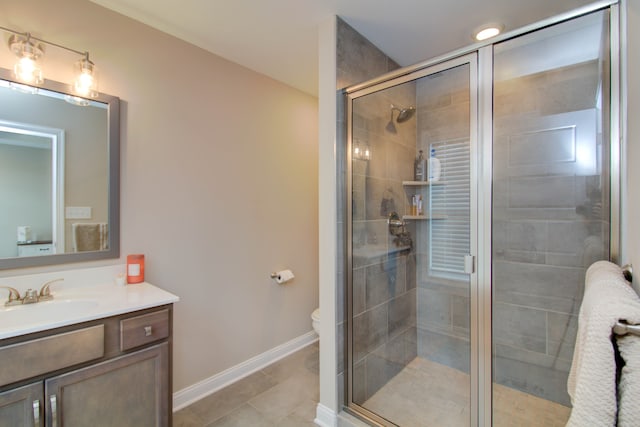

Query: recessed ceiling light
[474,25,503,41]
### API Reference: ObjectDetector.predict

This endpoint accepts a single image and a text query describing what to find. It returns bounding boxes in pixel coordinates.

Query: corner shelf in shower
[402,181,446,220]
[402,214,447,220]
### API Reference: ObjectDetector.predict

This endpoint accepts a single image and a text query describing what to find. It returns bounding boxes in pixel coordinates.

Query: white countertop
[0,279,179,340]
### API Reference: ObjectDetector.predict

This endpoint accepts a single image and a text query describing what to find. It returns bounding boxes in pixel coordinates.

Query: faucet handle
[23,289,38,304]
[39,278,63,301]
[1,286,22,306]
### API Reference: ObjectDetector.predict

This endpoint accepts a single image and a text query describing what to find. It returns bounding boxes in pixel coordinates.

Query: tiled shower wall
[350,83,418,403]
[492,59,609,405]
[336,17,418,405]
[335,15,609,411]
[414,66,472,373]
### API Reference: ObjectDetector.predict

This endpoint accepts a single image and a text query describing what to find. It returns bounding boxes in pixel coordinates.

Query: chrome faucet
[1,278,63,306]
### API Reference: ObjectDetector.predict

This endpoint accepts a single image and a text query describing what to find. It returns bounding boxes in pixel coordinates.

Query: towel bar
[622,263,633,282]
[615,264,638,336]
[614,321,640,336]
[614,264,638,336]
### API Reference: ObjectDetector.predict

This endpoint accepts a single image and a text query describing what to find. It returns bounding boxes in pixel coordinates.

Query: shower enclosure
[344,3,618,426]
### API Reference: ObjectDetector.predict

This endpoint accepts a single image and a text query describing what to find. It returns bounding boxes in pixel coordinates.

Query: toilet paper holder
[270,269,295,284]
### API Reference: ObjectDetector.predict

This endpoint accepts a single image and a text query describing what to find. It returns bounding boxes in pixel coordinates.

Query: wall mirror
[0,67,119,269]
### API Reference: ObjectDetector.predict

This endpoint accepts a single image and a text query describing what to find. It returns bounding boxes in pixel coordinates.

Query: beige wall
[0,0,319,392]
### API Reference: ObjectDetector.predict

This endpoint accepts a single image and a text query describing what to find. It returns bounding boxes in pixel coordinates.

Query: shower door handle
[464,255,475,274]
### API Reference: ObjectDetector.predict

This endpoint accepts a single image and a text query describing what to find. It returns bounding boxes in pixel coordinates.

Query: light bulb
[75,71,94,96]
[73,56,98,98]
[474,26,502,41]
[9,34,44,85]
[15,57,42,83]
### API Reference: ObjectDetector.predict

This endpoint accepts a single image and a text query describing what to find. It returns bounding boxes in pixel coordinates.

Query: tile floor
[174,342,570,427]
[363,357,570,427]
[173,342,319,427]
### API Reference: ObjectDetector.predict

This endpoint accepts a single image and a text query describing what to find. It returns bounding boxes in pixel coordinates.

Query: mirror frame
[0,67,120,270]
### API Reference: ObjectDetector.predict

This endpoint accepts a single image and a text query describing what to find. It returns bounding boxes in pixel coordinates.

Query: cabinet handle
[32,400,40,427]
[144,326,153,336]
[49,395,57,427]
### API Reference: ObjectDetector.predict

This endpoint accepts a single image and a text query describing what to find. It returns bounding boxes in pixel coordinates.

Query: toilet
[311,308,320,335]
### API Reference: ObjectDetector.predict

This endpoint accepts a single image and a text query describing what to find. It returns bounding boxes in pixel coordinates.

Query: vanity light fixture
[474,24,503,41]
[353,140,371,161]
[73,53,98,98]
[1,26,99,102]
[8,33,44,85]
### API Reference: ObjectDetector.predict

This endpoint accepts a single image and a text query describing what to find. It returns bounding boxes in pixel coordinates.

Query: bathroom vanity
[0,278,178,426]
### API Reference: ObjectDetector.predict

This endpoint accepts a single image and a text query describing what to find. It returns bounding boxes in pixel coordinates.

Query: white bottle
[428,148,441,182]
[414,150,426,181]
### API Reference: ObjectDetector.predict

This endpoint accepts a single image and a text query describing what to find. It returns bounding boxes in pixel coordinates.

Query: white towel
[72,223,108,252]
[566,260,640,427]
[616,333,640,426]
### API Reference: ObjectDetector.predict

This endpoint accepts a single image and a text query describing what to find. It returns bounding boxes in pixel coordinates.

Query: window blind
[429,138,470,276]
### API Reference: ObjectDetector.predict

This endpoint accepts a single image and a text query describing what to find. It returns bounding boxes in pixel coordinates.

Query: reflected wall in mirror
[0,67,119,269]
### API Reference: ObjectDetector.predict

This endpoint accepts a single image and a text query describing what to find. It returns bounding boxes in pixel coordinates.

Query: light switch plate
[65,206,92,219]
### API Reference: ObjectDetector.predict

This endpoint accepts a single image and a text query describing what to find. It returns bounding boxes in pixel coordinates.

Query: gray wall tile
[389,289,417,338]
[417,329,470,374]
[493,303,547,353]
[353,304,388,362]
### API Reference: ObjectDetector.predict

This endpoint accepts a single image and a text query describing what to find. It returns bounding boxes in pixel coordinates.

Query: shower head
[385,110,397,134]
[390,104,416,123]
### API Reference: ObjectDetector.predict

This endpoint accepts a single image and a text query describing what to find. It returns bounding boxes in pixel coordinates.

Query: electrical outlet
[65,206,92,219]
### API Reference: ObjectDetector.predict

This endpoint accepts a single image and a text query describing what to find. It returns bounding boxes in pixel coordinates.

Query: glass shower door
[491,10,611,426]
[347,56,476,426]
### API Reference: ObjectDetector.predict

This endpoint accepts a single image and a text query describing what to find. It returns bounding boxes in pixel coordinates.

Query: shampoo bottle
[428,148,441,182]
[414,150,426,181]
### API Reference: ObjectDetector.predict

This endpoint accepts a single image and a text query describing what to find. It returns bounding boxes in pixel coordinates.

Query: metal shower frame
[342,0,623,425]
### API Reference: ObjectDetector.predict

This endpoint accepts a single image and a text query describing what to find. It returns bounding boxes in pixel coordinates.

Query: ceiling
[89,0,595,96]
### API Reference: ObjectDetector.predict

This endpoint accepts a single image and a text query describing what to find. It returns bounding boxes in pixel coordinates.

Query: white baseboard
[314,403,338,427]
[173,331,318,411]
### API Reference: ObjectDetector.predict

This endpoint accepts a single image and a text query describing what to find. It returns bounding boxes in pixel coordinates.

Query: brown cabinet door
[45,343,169,427]
[0,382,43,427]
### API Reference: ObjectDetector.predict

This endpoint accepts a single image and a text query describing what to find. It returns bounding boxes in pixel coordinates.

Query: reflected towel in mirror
[72,223,108,252]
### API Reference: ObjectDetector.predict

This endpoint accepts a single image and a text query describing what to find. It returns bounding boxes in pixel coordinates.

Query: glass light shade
[63,95,90,106]
[73,57,98,98]
[352,142,371,160]
[14,56,43,84]
[10,37,44,85]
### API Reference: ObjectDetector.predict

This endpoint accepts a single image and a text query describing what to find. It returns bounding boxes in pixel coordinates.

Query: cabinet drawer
[0,325,104,387]
[120,309,169,351]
